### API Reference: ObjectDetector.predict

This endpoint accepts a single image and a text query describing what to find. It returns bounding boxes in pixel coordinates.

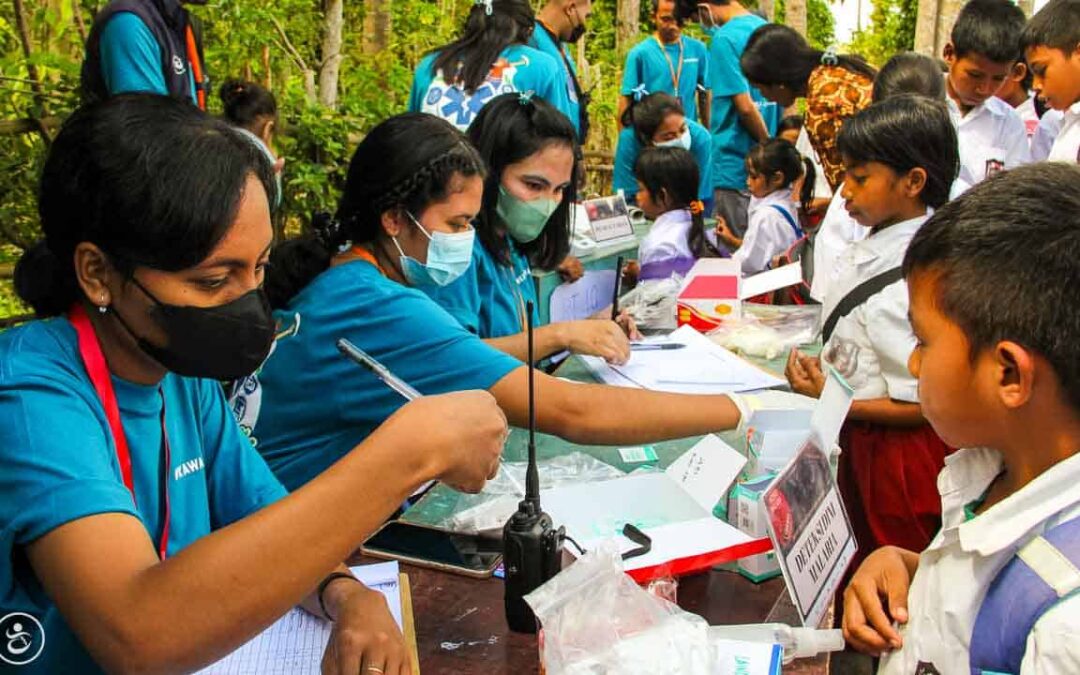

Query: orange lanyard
[350,245,386,275]
[655,35,684,90]
[184,24,206,110]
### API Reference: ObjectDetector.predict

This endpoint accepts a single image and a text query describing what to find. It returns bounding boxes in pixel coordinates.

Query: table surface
[390,320,832,674]
[399,560,829,674]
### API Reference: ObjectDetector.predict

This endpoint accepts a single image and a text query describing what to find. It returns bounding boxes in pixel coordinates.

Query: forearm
[485,323,568,361]
[298,563,355,621]
[848,398,926,427]
[618,95,631,126]
[48,422,432,673]
[699,91,712,128]
[734,95,769,142]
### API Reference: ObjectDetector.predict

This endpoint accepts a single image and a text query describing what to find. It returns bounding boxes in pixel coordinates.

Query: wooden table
[400,562,829,674]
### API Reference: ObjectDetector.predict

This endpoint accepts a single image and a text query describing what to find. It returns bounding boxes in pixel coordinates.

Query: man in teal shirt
[680,0,777,236]
[81,0,208,108]
[530,0,593,140]
[619,0,711,128]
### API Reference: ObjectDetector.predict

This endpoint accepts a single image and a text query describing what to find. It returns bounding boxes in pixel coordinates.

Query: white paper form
[197,562,402,674]
[582,325,785,394]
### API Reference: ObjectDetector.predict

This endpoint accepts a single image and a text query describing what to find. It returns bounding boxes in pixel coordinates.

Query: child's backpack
[969,514,1080,675]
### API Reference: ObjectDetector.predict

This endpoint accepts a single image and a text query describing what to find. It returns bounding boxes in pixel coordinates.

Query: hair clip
[689,200,705,215]
[821,46,839,67]
[518,90,535,105]
[631,83,649,102]
[474,0,493,15]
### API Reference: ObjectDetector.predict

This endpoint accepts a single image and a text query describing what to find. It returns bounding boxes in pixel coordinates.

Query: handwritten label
[665,434,746,512]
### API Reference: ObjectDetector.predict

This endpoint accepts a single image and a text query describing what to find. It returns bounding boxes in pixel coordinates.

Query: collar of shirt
[845,213,926,267]
[748,187,794,213]
[946,86,1014,126]
[1065,100,1080,122]
[652,208,692,231]
[933,447,1080,557]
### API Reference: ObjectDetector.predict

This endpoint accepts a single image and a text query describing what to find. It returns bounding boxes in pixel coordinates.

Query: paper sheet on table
[581,325,785,394]
[549,269,617,324]
[197,562,402,674]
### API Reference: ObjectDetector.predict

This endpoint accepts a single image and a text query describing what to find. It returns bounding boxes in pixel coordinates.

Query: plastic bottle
[708,623,845,664]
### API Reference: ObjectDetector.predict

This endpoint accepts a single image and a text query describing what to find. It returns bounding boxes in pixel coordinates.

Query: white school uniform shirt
[1032,109,1065,162]
[947,90,1031,187]
[1048,101,1080,163]
[734,188,801,275]
[638,208,694,265]
[809,192,865,302]
[820,215,926,402]
[878,447,1080,675]
[795,127,832,201]
[1011,94,1041,140]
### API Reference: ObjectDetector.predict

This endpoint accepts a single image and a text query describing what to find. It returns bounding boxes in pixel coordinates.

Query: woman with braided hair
[408,0,574,131]
[241,112,755,493]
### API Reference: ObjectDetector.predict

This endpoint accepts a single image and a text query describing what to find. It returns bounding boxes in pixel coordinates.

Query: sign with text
[762,442,856,627]
[582,194,635,243]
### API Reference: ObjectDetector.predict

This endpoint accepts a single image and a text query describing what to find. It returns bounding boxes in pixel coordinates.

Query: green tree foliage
[774,0,838,50]
[845,0,917,66]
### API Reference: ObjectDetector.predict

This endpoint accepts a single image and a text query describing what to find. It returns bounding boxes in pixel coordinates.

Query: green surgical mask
[496,185,559,243]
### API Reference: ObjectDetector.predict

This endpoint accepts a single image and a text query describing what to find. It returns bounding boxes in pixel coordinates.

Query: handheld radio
[503,301,564,633]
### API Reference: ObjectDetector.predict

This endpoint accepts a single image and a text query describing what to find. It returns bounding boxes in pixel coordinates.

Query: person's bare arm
[618,95,633,127]
[732,92,769,142]
[27,393,505,674]
[698,88,712,129]
[485,320,631,364]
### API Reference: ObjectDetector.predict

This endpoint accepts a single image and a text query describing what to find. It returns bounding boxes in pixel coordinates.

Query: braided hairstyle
[265,113,486,309]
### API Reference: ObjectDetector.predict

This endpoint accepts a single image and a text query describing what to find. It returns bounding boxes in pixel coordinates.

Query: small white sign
[582,194,635,243]
[665,434,747,512]
[762,442,857,627]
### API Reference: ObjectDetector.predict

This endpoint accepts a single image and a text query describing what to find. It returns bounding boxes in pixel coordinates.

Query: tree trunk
[318,0,343,108]
[362,0,391,55]
[72,0,88,43]
[914,0,963,58]
[616,0,640,60]
[1017,0,1034,15]
[786,0,808,38]
[12,0,50,126]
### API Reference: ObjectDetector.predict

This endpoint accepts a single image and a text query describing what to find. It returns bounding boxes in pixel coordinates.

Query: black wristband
[317,572,360,621]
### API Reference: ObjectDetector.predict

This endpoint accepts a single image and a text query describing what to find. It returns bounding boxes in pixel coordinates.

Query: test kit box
[729,473,782,583]
[676,260,803,331]
[746,409,815,477]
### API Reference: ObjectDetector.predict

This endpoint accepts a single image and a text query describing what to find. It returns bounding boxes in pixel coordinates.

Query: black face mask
[114,277,276,380]
[566,7,586,42]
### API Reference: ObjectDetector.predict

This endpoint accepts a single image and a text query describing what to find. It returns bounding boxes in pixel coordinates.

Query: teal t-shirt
[707,14,779,190]
[99,12,197,103]
[620,36,710,123]
[528,22,582,138]
[613,121,714,203]
[236,261,522,491]
[0,319,286,673]
[419,236,540,339]
[408,44,573,132]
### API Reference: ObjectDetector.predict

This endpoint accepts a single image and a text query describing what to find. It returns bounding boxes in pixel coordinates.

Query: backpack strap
[820,267,903,343]
[970,515,1080,675]
[769,204,803,239]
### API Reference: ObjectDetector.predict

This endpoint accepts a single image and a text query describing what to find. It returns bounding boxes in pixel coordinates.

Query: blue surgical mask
[496,186,560,243]
[393,213,475,287]
[655,127,692,151]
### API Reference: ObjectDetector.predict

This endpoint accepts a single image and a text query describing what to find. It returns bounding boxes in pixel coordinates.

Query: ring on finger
[367,667,385,674]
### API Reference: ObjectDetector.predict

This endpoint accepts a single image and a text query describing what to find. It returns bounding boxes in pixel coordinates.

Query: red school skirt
[837,421,952,570]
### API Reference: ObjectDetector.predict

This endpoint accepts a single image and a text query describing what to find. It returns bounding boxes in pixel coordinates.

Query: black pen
[611,255,625,321]
[630,342,686,351]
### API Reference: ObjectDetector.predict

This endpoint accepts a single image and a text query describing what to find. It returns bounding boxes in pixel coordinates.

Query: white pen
[336,338,422,401]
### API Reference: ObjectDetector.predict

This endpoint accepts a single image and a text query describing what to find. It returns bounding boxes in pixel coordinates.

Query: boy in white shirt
[1023,0,1080,163]
[943,0,1031,186]
[842,163,1080,674]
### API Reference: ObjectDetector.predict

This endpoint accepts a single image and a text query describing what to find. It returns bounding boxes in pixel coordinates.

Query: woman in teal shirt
[424,92,639,364]
[614,92,714,207]
[0,95,504,674]
[408,0,572,132]
[249,112,750,493]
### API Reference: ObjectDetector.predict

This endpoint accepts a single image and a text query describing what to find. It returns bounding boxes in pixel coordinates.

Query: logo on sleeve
[173,457,205,481]
[0,613,45,666]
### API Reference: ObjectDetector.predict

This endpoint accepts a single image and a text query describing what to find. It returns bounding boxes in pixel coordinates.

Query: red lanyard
[184,24,206,110]
[655,35,684,90]
[69,304,172,559]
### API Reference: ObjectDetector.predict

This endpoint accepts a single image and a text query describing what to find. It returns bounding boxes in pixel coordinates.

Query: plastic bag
[621,276,682,331]
[525,542,714,675]
[441,453,625,535]
[709,305,821,360]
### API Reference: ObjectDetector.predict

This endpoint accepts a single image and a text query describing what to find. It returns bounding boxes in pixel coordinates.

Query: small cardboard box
[729,473,782,583]
[746,409,815,477]
[676,260,803,331]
